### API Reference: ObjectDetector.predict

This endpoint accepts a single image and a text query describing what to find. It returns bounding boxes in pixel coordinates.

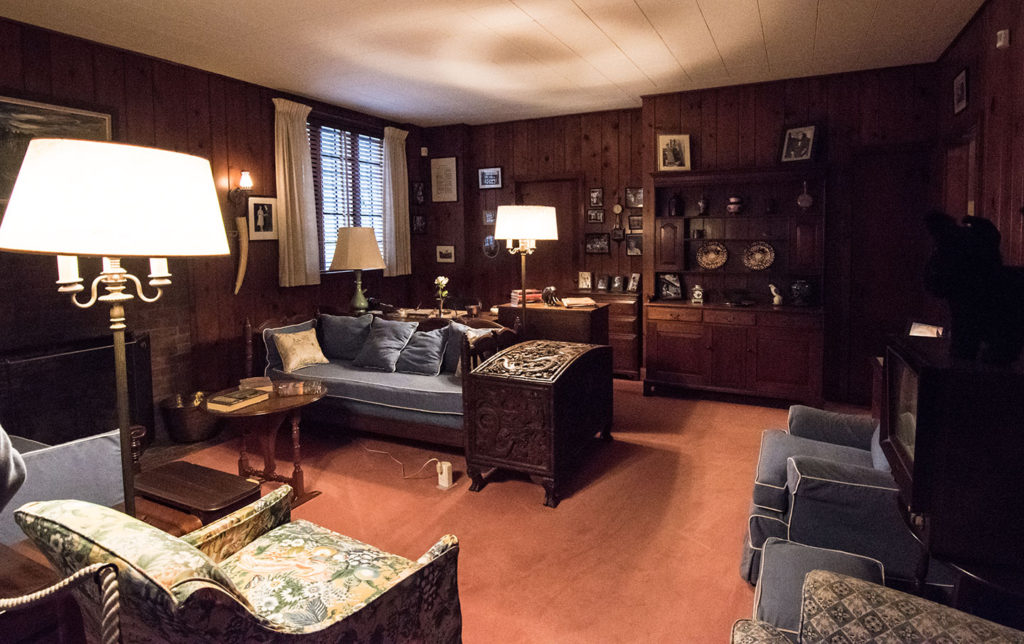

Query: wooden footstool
[463,340,613,507]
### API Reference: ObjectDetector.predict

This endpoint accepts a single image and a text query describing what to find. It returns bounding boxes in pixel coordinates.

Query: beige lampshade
[0,138,229,257]
[329,227,386,271]
[494,205,558,241]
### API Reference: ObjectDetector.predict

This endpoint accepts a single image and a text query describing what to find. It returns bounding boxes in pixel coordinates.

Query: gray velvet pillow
[442,322,470,373]
[352,318,418,372]
[395,327,448,376]
[263,319,315,372]
[319,314,373,360]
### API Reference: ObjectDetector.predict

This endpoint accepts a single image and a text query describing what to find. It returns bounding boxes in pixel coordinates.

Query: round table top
[202,387,325,418]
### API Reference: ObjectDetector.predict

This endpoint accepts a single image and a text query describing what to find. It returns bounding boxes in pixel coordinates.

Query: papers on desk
[561,297,596,308]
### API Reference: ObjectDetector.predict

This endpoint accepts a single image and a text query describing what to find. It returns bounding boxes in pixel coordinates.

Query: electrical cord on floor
[360,444,440,480]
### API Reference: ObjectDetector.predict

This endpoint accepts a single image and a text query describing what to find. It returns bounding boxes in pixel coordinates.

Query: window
[309,121,384,271]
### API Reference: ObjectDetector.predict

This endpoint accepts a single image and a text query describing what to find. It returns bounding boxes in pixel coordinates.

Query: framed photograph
[625,187,644,208]
[0,95,112,209]
[411,214,427,234]
[596,275,609,291]
[657,273,683,300]
[625,233,643,256]
[589,187,603,207]
[578,271,593,289]
[627,272,641,293]
[657,134,691,171]
[587,208,605,224]
[953,68,968,114]
[482,208,496,225]
[478,167,502,189]
[611,275,624,292]
[411,181,426,205]
[781,125,817,162]
[585,233,610,254]
[430,157,458,202]
[248,197,278,240]
[483,235,499,258]
[628,214,643,230]
[436,245,455,263]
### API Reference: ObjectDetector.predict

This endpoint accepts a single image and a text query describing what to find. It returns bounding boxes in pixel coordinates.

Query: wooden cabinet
[644,303,822,404]
[569,291,640,378]
[497,303,609,344]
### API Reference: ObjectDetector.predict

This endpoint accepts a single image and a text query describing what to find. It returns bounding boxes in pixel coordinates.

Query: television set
[881,334,1024,570]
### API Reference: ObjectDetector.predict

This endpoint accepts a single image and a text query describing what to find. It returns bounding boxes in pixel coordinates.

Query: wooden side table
[497,302,610,344]
[135,461,261,524]
[204,388,325,506]
[464,340,613,507]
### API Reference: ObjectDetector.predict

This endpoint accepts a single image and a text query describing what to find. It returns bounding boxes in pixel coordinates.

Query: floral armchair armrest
[181,484,292,563]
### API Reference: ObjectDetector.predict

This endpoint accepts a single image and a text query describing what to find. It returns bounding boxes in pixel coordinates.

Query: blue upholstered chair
[739,405,928,589]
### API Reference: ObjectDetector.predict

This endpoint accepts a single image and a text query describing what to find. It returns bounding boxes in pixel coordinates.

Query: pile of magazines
[509,289,542,306]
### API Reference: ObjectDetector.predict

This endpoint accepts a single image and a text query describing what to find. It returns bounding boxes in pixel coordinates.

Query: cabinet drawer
[647,307,701,322]
[756,311,822,329]
[610,317,638,334]
[608,301,638,316]
[703,310,756,326]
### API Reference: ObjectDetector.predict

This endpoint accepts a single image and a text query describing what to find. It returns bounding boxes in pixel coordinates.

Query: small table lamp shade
[0,138,228,257]
[330,227,386,314]
[494,205,558,243]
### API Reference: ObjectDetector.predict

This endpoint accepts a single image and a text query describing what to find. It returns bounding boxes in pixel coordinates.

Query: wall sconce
[228,170,253,206]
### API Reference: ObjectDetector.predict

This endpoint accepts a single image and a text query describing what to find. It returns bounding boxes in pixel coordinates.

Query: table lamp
[329,227,387,314]
[0,138,229,516]
[494,205,558,333]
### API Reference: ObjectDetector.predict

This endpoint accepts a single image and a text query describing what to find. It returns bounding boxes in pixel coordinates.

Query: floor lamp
[494,205,558,335]
[0,139,229,516]
[329,227,387,314]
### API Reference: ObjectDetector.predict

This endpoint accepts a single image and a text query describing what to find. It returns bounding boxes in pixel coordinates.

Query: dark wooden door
[515,179,580,295]
[706,324,749,390]
[751,325,823,403]
[645,321,707,386]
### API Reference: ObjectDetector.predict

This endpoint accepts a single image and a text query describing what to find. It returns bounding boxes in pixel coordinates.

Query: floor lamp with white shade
[494,205,558,334]
[0,138,230,516]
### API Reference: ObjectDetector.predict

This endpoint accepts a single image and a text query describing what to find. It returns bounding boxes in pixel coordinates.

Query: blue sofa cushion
[353,318,418,372]
[753,429,873,513]
[395,327,448,376]
[271,361,463,416]
[441,322,468,373]
[319,314,373,361]
[263,319,316,373]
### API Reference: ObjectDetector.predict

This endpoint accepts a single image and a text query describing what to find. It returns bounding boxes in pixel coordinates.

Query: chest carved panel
[469,384,551,468]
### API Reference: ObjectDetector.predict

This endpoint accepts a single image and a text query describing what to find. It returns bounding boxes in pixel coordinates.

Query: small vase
[437,298,445,317]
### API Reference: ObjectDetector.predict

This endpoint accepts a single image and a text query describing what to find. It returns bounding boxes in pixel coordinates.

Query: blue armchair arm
[787,405,876,450]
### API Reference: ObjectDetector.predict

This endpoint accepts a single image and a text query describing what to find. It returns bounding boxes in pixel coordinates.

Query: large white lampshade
[0,138,229,257]
[329,227,387,271]
[494,205,558,242]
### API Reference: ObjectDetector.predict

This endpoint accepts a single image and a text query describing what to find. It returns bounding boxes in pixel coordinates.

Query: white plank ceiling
[1,1,984,126]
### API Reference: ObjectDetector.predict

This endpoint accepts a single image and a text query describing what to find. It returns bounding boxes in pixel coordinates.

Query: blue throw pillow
[352,317,418,372]
[319,314,373,360]
[263,319,315,372]
[395,327,448,376]
[442,322,470,373]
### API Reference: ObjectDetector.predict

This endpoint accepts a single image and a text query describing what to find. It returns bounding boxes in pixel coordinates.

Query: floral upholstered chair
[15,484,462,642]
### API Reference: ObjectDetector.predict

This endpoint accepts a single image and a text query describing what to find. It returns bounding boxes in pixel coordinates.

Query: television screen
[891,358,919,460]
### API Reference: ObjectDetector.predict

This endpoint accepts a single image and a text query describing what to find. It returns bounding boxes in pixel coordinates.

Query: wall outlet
[420,146,429,157]
[437,461,453,489]
[997,29,1010,49]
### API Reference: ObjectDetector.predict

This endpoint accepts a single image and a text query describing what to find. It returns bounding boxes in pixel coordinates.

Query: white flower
[434,276,448,287]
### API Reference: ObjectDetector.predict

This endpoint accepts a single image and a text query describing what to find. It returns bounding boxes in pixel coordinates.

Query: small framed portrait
[781,125,817,162]
[585,232,610,254]
[611,275,625,292]
[596,275,609,291]
[587,208,605,224]
[436,245,455,263]
[482,208,496,225]
[625,187,644,208]
[478,167,502,189]
[589,187,603,207]
[578,271,593,289]
[411,214,427,234]
[248,197,278,240]
[628,214,643,230]
[657,134,691,171]
[627,272,641,293]
[657,273,682,300]
[625,233,643,256]
[411,181,426,205]
[953,68,968,114]
[483,235,499,258]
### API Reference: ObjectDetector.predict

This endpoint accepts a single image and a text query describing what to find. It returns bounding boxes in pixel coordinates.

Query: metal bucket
[160,392,219,443]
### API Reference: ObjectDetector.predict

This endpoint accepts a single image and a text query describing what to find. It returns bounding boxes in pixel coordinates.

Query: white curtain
[273,98,320,287]
[383,126,411,276]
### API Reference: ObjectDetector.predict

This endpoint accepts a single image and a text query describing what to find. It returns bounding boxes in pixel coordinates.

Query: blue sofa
[245,314,515,448]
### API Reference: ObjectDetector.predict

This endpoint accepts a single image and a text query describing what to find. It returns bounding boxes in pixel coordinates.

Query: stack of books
[510,289,542,306]
[206,388,270,412]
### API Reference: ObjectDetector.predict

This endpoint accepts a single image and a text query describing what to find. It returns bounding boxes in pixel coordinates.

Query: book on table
[206,388,270,412]
[561,297,596,308]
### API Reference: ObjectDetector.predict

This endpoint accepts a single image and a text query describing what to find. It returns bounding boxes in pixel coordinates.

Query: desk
[497,303,609,344]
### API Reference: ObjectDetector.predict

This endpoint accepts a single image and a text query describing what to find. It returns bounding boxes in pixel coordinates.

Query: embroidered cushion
[274,328,329,373]
[319,314,373,361]
[395,327,448,376]
[352,317,418,372]
[263,319,316,372]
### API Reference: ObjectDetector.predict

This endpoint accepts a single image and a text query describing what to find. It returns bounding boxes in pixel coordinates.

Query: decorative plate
[696,241,728,270]
[743,241,775,270]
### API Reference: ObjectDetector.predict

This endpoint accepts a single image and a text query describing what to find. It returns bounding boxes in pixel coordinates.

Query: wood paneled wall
[938,0,1024,264]
[0,18,418,429]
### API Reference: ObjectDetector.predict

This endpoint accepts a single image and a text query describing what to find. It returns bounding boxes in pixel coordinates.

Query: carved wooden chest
[463,340,613,507]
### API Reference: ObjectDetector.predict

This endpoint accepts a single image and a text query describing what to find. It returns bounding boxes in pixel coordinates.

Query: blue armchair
[740,405,927,588]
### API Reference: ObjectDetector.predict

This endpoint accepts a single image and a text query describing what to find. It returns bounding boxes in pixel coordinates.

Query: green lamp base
[350,269,368,314]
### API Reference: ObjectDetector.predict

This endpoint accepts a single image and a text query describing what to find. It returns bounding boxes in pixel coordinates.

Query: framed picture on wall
[248,197,278,240]
[781,125,817,162]
[411,181,426,205]
[657,134,691,171]
[589,188,603,207]
[478,167,502,189]
[436,245,455,263]
[578,271,593,289]
[430,157,458,202]
[587,208,605,224]
[584,233,610,254]
[628,214,643,230]
[625,233,643,256]
[953,68,968,114]
[411,214,427,234]
[482,208,496,225]
[625,187,643,208]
